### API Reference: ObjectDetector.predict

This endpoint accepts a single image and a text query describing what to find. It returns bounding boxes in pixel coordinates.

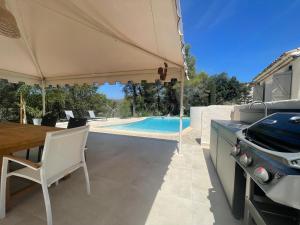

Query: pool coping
[91,125,192,140]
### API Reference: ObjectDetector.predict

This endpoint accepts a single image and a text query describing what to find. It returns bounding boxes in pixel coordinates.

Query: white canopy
[0,0,185,86]
[1,0,186,153]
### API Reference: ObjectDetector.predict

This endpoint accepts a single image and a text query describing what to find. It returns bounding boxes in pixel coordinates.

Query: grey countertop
[212,120,250,133]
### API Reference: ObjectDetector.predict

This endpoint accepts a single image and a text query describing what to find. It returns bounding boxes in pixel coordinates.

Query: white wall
[192,99,300,146]
[190,105,235,146]
[264,77,273,102]
[190,107,206,134]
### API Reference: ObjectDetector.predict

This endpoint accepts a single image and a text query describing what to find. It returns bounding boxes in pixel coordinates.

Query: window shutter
[272,72,292,101]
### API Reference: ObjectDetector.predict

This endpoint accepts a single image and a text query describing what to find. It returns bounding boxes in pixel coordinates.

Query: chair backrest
[41,114,58,127]
[41,126,89,182]
[65,110,74,120]
[67,117,87,129]
[88,110,96,119]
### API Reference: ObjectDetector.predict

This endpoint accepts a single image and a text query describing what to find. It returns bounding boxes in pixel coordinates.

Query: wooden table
[0,122,62,207]
[0,122,61,155]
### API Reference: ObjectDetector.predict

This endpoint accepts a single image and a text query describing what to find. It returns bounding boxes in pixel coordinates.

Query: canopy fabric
[0,0,185,86]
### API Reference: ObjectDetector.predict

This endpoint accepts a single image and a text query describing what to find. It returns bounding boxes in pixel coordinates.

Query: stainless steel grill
[233,113,300,225]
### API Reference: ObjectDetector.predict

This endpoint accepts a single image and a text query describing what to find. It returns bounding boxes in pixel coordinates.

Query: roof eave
[253,49,300,83]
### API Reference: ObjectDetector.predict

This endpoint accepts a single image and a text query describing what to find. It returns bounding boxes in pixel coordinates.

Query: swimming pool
[106,117,190,133]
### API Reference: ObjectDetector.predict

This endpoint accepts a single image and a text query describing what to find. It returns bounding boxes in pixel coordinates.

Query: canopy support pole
[179,71,185,154]
[41,80,46,116]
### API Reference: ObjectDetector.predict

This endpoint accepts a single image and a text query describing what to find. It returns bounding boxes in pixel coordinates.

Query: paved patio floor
[0,131,240,225]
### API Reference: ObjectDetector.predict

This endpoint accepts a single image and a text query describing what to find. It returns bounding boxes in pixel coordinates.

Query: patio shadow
[202,148,241,225]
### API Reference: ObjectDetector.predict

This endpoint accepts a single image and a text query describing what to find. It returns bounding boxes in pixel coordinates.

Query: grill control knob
[232,144,241,156]
[239,153,252,167]
[254,167,270,184]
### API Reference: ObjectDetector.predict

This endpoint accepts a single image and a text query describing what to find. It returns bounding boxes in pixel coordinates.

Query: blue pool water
[106,117,190,133]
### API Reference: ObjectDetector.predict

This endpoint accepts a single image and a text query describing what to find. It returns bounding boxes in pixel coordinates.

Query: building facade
[253,48,300,102]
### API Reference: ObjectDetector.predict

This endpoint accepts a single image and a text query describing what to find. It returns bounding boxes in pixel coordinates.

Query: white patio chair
[0,126,90,225]
[88,110,107,120]
[64,110,74,120]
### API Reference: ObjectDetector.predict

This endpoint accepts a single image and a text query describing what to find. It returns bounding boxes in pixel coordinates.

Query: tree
[17,84,33,124]
[118,99,131,118]
[160,79,179,115]
[0,81,112,122]
[185,72,210,108]
[123,82,139,116]
[0,80,20,121]
[46,86,67,118]
[209,73,250,105]
[185,45,196,79]
[239,84,252,104]
[207,77,216,105]
[105,100,119,118]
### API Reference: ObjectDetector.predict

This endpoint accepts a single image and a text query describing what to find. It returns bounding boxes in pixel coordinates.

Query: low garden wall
[191,100,300,147]
[190,105,235,146]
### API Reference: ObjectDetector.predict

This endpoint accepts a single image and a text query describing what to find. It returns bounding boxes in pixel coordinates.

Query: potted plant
[27,107,43,125]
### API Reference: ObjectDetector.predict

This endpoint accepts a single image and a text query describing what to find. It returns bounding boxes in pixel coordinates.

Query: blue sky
[100,0,300,99]
[98,83,124,100]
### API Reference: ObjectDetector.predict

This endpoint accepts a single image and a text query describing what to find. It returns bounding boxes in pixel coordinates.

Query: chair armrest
[3,155,41,170]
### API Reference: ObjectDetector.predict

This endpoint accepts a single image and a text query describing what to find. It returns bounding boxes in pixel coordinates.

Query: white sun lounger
[88,110,107,121]
[64,110,74,120]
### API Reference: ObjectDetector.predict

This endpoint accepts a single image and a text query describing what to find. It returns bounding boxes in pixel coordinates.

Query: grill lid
[245,113,300,153]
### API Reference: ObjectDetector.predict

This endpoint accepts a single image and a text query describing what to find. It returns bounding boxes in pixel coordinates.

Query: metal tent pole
[179,71,185,154]
[20,93,23,124]
[41,80,46,116]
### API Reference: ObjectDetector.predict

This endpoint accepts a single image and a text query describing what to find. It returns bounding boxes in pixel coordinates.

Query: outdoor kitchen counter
[210,119,249,219]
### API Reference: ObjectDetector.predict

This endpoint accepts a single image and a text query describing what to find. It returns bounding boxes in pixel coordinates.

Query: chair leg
[0,159,8,219]
[38,146,43,162]
[26,149,30,160]
[84,151,87,162]
[83,163,90,195]
[41,182,53,225]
